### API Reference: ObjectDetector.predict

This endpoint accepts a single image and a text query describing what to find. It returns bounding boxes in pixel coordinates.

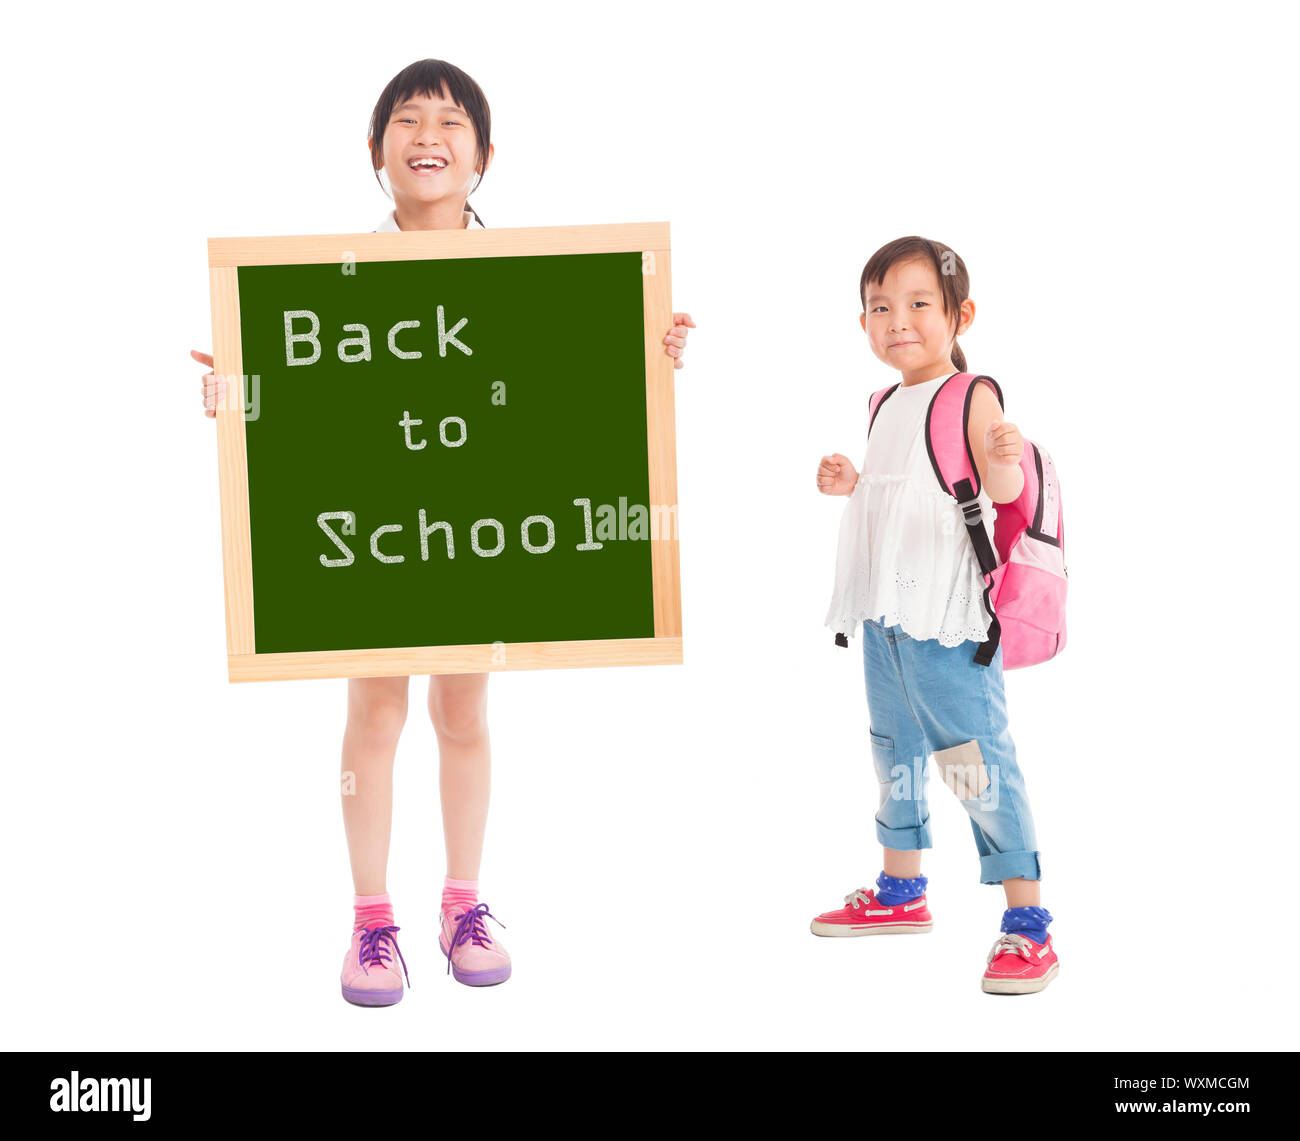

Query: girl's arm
[966,381,1026,504]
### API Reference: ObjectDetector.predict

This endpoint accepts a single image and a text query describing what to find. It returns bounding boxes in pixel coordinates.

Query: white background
[2,0,1296,1052]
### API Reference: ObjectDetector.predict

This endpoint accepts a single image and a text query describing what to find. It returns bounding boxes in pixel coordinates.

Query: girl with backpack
[813,236,1066,994]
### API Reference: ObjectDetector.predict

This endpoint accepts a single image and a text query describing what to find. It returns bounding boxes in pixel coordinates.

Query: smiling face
[860,258,973,384]
[375,88,493,218]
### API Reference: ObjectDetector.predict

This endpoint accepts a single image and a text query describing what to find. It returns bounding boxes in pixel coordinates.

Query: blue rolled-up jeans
[862,618,1041,885]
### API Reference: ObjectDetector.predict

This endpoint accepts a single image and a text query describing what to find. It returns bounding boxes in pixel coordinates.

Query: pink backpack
[849,372,1068,669]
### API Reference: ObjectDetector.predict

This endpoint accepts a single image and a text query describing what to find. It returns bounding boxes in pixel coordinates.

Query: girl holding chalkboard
[192,58,695,1006]
[812,237,1058,995]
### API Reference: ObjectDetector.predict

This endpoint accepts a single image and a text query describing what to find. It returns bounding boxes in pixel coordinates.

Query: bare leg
[428,673,491,882]
[884,852,1040,905]
[882,847,923,879]
[1002,876,1041,908]
[341,676,410,895]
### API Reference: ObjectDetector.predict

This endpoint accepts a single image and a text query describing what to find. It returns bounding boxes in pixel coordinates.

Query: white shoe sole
[982,962,1059,994]
[810,920,933,937]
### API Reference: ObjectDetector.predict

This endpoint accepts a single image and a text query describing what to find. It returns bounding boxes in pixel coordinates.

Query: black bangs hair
[860,236,971,373]
[367,59,492,224]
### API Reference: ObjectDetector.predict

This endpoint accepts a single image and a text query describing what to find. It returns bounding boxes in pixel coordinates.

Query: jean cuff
[875,818,933,851]
[979,850,1041,885]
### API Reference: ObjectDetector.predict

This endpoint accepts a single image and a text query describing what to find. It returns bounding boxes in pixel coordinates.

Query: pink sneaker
[982,932,1059,994]
[439,903,511,986]
[340,924,409,1006]
[810,887,933,936]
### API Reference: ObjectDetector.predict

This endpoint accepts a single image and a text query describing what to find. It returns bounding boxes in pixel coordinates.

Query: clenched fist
[984,419,1023,468]
[817,453,859,496]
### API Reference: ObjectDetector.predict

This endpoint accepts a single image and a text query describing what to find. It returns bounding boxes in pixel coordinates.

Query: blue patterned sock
[875,871,928,905]
[1001,905,1053,944]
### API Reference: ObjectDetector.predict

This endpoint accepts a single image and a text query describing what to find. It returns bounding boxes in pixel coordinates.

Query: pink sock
[354,892,395,931]
[442,877,478,917]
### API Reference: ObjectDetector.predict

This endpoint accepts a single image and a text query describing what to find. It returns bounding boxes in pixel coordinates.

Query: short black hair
[367,59,492,223]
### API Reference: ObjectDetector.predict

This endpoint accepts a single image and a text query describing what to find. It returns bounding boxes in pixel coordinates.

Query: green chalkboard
[235,250,655,655]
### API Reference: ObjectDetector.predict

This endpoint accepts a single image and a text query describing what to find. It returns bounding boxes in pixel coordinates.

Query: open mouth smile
[407,155,448,176]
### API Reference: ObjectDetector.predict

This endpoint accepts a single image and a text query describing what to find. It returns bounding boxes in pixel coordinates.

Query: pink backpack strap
[867,383,901,436]
[923,373,1003,499]
[923,373,1006,664]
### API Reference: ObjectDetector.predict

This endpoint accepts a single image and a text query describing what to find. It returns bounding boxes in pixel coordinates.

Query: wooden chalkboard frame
[207,222,681,682]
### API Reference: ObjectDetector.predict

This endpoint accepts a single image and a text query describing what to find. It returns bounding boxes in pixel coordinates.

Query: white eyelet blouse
[824,371,998,647]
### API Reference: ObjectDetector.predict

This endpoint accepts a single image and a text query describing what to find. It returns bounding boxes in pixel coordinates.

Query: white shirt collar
[376,208,485,232]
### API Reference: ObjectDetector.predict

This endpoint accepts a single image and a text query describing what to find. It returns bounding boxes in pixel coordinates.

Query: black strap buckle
[958,496,983,525]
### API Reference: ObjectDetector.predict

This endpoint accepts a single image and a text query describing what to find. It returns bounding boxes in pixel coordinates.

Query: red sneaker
[982,932,1059,994]
[810,887,933,937]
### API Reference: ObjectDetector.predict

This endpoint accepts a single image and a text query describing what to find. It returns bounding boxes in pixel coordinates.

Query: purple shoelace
[357,924,410,986]
[443,903,505,974]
